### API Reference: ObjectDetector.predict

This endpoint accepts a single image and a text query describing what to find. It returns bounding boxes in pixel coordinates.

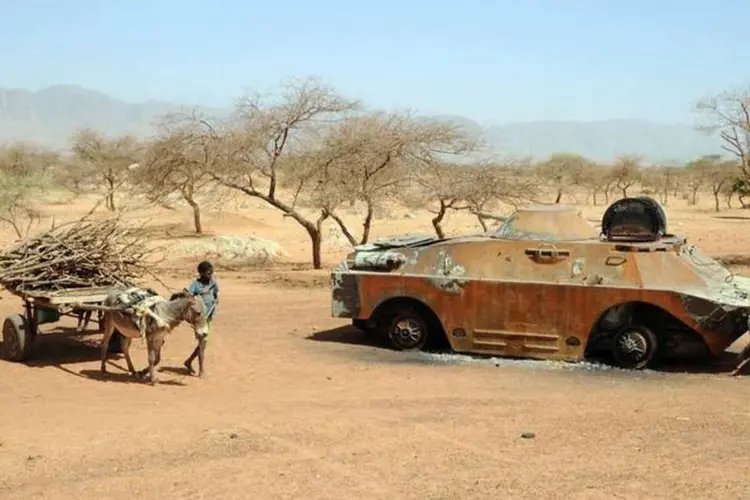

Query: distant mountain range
[0,85,726,162]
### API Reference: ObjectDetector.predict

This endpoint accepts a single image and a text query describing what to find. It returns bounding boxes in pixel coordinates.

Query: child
[184,260,219,377]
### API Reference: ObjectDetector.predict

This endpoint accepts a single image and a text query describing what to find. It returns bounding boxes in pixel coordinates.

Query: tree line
[0,78,748,268]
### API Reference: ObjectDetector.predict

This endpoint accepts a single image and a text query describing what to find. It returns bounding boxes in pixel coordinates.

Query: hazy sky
[1,0,748,124]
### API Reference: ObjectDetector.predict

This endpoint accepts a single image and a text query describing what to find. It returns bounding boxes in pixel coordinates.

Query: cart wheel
[108,331,124,354]
[2,314,34,362]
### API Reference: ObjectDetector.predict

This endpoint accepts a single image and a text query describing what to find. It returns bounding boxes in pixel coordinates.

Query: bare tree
[695,87,750,180]
[684,156,715,205]
[0,143,57,238]
[70,129,142,211]
[410,160,538,238]
[579,164,615,205]
[410,162,472,239]
[653,164,679,205]
[706,159,738,212]
[211,78,360,269]
[465,161,539,230]
[612,155,642,198]
[537,153,589,204]
[51,154,90,196]
[311,112,478,246]
[138,111,225,234]
[721,174,740,209]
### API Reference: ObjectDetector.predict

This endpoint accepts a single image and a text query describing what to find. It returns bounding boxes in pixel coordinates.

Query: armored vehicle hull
[330,198,750,369]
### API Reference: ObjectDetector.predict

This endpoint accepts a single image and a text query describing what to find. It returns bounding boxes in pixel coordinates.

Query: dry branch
[0,217,159,294]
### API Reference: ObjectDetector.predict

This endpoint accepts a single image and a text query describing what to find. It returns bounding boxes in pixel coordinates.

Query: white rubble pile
[177,235,286,266]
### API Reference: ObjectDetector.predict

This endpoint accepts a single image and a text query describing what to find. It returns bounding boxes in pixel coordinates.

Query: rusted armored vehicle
[330,196,750,369]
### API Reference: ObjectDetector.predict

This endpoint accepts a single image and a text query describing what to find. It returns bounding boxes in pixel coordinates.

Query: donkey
[99,289,208,385]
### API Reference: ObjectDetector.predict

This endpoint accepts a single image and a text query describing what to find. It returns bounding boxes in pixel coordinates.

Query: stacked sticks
[0,218,156,294]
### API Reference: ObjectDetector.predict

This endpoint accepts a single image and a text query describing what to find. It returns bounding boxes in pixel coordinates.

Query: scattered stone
[520,432,535,439]
[229,433,238,440]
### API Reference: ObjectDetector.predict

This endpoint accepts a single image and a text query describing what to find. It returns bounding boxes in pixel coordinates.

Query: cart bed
[14,287,117,306]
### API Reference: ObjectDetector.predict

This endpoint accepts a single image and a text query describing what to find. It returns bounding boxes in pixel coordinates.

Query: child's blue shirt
[187,278,219,320]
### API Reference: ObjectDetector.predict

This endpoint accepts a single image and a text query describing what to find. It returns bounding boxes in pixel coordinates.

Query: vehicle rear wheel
[387,308,429,351]
[612,324,659,370]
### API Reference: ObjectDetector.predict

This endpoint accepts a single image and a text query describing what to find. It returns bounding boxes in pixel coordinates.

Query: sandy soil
[2,190,750,499]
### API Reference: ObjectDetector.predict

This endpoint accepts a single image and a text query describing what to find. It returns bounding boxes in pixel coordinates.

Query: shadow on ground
[307,325,745,377]
[0,327,188,386]
[16,328,105,367]
[713,215,750,221]
[77,368,187,386]
[307,325,391,349]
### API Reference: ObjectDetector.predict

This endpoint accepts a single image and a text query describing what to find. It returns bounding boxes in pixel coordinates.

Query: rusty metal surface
[330,202,750,364]
[491,205,600,241]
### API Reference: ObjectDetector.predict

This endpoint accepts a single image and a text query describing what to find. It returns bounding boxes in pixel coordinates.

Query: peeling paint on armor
[352,250,406,270]
[571,258,585,277]
[428,250,468,294]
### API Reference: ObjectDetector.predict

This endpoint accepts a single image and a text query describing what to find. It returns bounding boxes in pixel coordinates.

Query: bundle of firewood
[0,217,157,294]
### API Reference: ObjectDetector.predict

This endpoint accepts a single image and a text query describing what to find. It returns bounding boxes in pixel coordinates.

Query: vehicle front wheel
[387,308,430,351]
[612,324,659,370]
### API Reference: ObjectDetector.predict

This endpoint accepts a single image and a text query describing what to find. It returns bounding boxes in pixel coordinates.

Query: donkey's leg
[100,315,115,373]
[147,335,165,386]
[154,340,163,367]
[142,342,165,376]
[120,336,137,376]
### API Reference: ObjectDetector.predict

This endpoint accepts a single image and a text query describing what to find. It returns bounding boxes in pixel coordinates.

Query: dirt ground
[2,191,750,499]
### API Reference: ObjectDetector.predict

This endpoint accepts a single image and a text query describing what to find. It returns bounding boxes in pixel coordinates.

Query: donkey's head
[170,289,209,336]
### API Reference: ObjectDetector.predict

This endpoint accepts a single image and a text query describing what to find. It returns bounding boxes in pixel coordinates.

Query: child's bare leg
[197,337,207,378]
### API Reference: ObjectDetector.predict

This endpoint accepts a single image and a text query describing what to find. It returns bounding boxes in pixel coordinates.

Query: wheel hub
[3,322,19,355]
[617,330,648,360]
[393,318,423,345]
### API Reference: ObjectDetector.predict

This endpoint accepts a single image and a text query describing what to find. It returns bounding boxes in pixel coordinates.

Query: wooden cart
[1,287,124,362]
